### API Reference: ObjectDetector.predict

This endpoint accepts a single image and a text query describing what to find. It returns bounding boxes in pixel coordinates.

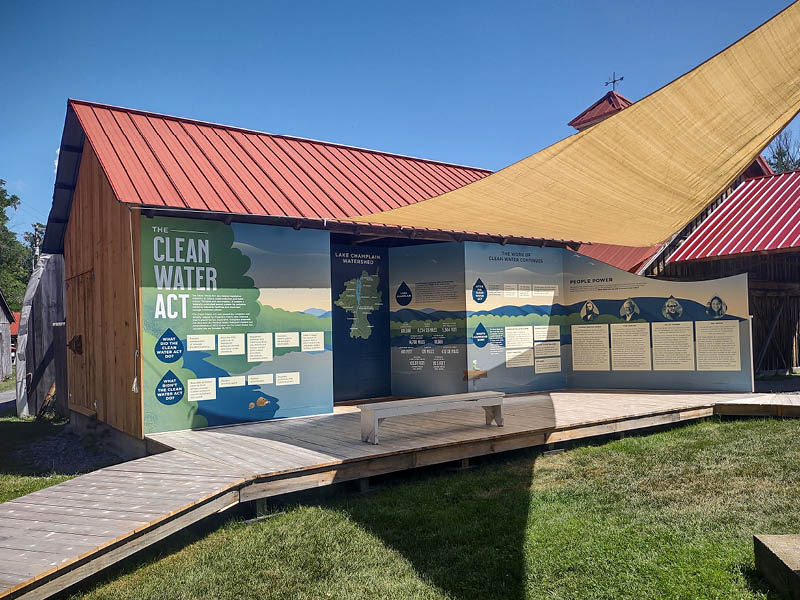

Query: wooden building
[41,99,566,441]
[14,254,67,417]
[660,170,800,373]
[10,312,19,362]
[0,289,13,380]
[41,99,758,444]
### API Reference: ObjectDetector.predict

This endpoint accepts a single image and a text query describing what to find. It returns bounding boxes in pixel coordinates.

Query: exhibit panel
[330,244,391,401]
[464,242,567,393]
[562,252,753,392]
[140,216,333,434]
[389,242,468,396]
[139,224,754,436]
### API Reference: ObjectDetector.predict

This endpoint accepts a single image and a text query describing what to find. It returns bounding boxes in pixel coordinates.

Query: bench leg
[482,405,504,427]
[361,412,380,444]
[483,405,503,427]
[494,405,504,427]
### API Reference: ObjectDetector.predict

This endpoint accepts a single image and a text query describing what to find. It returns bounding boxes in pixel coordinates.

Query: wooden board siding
[0,321,10,380]
[20,255,66,417]
[64,145,143,438]
[662,252,800,371]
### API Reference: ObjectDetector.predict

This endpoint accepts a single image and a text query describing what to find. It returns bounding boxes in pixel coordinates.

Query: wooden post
[361,410,379,444]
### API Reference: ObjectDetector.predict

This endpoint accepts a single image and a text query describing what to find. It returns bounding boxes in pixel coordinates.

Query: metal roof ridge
[607,90,634,107]
[67,98,493,174]
[743,168,800,182]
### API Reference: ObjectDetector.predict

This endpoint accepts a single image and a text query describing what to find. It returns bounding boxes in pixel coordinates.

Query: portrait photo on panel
[580,300,600,321]
[619,298,641,322]
[662,295,684,320]
[706,295,727,319]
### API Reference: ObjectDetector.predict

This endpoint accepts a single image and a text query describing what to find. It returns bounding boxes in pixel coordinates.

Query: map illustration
[334,269,382,339]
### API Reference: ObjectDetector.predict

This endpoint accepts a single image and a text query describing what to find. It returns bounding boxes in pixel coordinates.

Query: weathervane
[604,71,624,91]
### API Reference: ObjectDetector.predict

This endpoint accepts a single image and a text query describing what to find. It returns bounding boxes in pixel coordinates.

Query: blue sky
[0,0,795,240]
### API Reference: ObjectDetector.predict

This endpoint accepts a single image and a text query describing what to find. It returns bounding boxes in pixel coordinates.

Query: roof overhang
[41,102,85,254]
[134,205,580,249]
[669,170,800,262]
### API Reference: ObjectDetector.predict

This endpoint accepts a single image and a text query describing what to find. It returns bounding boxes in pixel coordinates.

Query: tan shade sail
[350,2,800,246]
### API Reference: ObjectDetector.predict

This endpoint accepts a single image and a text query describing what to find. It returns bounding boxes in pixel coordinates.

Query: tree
[23,223,46,269]
[0,179,33,311]
[765,129,800,173]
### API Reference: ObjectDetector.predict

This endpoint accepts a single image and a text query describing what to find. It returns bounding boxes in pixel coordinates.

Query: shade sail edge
[348,1,800,247]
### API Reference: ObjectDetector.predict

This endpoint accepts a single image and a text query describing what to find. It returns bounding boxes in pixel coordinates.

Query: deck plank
[0,502,162,523]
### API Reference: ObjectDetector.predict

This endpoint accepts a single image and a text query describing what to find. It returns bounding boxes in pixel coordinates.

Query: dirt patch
[755,378,800,393]
[10,424,123,476]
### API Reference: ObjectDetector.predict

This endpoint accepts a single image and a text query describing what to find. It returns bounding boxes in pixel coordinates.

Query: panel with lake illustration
[140,216,332,434]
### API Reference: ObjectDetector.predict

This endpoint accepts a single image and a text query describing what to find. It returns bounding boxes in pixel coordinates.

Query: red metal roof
[567,91,633,131]
[743,155,774,178]
[669,170,800,262]
[10,312,19,336]
[576,242,664,273]
[69,99,491,220]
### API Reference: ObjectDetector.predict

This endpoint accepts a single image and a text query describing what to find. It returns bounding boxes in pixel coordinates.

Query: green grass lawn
[0,409,74,502]
[0,365,15,393]
[47,416,795,600]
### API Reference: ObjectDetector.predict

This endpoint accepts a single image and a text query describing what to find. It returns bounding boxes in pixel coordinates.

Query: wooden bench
[357,391,505,445]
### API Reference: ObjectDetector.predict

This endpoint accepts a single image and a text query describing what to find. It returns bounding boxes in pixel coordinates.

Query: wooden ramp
[0,390,771,599]
[0,451,248,599]
[715,392,800,417]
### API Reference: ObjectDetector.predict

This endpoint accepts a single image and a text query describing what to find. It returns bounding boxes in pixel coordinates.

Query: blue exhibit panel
[141,216,334,434]
[141,217,755,436]
[389,243,468,397]
[462,243,754,395]
[561,252,754,392]
[330,244,391,401]
[464,242,567,394]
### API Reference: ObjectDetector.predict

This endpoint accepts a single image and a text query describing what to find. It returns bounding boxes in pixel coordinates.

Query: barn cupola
[567,89,634,131]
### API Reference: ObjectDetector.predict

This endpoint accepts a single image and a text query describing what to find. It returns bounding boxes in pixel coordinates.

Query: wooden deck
[149,391,745,495]
[0,390,778,599]
[0,451,247,599]
[715,392,800,417]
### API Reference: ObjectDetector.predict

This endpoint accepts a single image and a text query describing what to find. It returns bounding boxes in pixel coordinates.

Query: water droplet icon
[472,278,487,303]
[155,370,184,405]
[154,328,183,363]
[473,322,489,348]
[395,281,413,306]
